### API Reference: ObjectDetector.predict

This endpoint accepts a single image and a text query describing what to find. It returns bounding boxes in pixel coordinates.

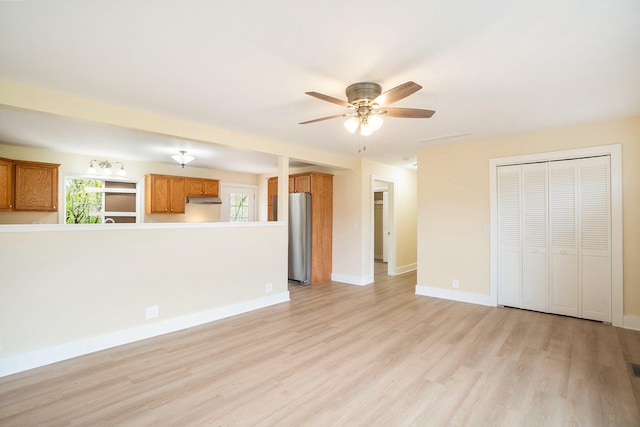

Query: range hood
[186,196,222,204]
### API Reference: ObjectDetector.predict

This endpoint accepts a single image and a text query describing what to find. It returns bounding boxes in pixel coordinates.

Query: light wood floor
[1,268,639,426]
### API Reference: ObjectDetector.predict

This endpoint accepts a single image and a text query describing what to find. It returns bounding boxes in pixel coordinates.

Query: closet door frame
[489,144,622,327]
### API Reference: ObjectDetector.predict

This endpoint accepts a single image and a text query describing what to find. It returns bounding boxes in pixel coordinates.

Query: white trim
[489,144,623,327]
[0,291,290,378]
[624,315,640,332]
[415,285,495,307]
[0,220,285,233]
[331,273,373,286]
[394,263,417,275]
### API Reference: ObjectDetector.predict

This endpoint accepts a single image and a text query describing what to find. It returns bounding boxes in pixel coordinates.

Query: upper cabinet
[146,174,220,214]
[0,158,13,211]
[0,159,60,212]
[145,174,186,214]
[291,174,311,193]
[186,178,219,197]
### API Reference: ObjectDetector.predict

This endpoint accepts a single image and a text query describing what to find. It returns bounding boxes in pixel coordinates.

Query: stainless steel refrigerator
[287,192,312,285]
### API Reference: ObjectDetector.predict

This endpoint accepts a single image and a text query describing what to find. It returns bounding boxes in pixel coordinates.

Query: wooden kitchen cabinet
[0,158,13,211]
[13,160,60,211]
[145,174,186,214]
[291,174,311,193]
[267,177,278,221]
[267,171,333,283]
[186,178,219,197]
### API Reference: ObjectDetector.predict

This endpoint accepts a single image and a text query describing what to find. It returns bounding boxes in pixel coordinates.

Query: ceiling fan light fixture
[172,150,195,168]
[368,114,383,132]
[360,121,374,136]
[344,117,360,133]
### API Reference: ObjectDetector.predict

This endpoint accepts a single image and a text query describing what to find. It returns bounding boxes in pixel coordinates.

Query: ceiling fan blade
[382,107,435,118]
[299,113,349,125]
[374,81,422,106]
[305,92,353,108]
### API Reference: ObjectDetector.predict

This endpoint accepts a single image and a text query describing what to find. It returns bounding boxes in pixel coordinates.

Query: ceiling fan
[299,81,435,136]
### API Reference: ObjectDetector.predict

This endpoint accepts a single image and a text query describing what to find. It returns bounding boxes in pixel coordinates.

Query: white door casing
[220,183,257,222]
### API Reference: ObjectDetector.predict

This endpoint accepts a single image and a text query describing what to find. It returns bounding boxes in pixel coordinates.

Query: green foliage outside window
[65,178,103,224]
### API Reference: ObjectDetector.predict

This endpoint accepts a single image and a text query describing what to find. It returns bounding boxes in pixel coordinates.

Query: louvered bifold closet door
[579,156,611,322]
[522,163,548,312]
[497,165,522,307]
[549,160,579,317]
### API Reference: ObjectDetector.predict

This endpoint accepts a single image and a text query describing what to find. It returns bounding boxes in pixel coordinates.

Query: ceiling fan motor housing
[345,82,382,105]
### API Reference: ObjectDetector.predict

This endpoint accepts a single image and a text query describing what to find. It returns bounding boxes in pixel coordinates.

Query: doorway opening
[372,178,395,277]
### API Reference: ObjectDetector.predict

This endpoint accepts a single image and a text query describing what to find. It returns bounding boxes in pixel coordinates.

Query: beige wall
[0,143,260,224]
[416,116,640,317]
[332,159,418,283]
[0,223,287,363]
[331,165,364,280]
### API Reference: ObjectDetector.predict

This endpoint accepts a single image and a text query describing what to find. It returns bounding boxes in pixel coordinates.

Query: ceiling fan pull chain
[358,136,367,153]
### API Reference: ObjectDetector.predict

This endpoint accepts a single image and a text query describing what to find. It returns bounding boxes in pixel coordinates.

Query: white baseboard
[393,263,417,275]
[0,292,290,378]
[415,285,495,307]
[624,315,640,331]
[331,273,373,286]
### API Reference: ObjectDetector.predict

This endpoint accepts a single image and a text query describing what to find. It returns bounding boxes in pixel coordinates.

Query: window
[229,192,249,222]
[65,177,140,224]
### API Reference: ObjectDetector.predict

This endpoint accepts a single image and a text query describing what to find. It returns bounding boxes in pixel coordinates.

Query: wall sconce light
[171,150,195,168]
[87,160,126,176]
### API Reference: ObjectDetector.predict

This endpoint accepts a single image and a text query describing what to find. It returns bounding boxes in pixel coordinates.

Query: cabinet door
[203,179,219,196]
[148,175,170,213]
[186,179,204,196]
[267,178,278,221]
[0,158,12,211]
[14,161,59,211]
[293,175,311,193]
[170,177,186,213]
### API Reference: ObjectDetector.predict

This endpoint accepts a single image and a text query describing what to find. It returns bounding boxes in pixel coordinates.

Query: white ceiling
[0,1,638,173]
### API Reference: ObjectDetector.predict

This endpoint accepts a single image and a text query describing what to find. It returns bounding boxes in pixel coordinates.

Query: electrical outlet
[453,279,460,289]
[265,283,273,293]
[146,306,159,319]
